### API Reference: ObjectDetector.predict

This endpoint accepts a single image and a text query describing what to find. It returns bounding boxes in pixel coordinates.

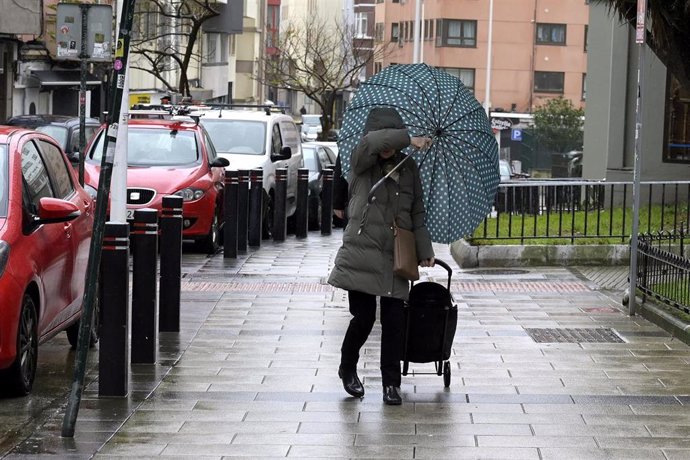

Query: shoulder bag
[393,220,419,281]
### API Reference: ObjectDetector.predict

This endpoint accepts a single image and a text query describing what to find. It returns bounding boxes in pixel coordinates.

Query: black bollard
[99,222,130,397]
[248,168,263,247]
[224,170,239,258]
[321,168,334,235]
[131,208,158,364]
[159,196,183,333]
[295,168,309,238]
[237,169,249,252]
[273,168,288,242]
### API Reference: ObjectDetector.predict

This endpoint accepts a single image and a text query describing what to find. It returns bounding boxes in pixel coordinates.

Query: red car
[0,126,95,396]
[83,119,228,253]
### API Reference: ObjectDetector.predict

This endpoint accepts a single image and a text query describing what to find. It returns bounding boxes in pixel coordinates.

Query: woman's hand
[419,257,435,267]
[410,136,432,150]
[334,209,345,219]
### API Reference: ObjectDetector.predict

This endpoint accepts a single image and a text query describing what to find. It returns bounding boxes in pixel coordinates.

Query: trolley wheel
[443,361,451,387]
[402,361,409,376]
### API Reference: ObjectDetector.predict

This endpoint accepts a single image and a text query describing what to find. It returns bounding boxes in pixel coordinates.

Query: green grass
[469,204,690,245]
[648,280,690,307]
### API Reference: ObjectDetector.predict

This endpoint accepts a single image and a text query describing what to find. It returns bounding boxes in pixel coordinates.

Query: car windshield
[302,147,319,172]
[90,127,199,166]
[0,145,7,217]
[200,119,266,155]
[35,125,69,150]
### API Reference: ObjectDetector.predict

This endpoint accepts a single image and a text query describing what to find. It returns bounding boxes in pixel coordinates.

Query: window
[21,141,53,212]
[375,22,384,42]
[534,71,565,93]
[536,23,566,45]
[440,67,475,93]
[436,19,476,47]
[391,22,399,41]
[374,62,382,74]
[582,73,587,100]
[38,140,74,199]
[424,19,434,40]
[204,32,227,64]
[664,77,690,163]
[584,25,588,52]
[355,12,369,38]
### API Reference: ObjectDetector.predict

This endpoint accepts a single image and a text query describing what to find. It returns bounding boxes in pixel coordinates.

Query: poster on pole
[636,0,646,44]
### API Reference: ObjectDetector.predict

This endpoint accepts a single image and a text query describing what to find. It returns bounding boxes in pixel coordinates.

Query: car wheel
[66,292,100,350]
[262,191,274,240]
[308,194,320,231]
[1,294,38,396]
[197,210,220,254]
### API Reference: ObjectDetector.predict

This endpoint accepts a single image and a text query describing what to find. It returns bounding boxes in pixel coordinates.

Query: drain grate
[525,328,625,343]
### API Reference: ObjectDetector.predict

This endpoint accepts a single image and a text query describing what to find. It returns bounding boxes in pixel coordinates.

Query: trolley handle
[414,258,453,291]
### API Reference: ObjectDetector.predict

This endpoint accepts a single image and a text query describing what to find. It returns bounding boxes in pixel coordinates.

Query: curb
[450,239,630,268]
[638,300,690,347]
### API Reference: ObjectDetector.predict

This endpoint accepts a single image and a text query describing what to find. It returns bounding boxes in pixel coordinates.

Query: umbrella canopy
[337,63,500,244]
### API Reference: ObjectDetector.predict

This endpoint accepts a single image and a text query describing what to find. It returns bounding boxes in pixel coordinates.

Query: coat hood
[364,108,405,134]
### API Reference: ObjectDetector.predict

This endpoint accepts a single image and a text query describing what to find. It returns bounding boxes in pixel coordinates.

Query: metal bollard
[224,170,239,258]
[273,168,288,242]
[99,222,130,397]
[321,168,334,235]
[295,168,309,238]
[159,196,183,333]
[131,208,158,364]
[248,168,263,247]
[237,169,249,252]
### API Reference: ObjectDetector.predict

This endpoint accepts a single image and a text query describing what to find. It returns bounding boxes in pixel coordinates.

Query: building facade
[374,0,589,113]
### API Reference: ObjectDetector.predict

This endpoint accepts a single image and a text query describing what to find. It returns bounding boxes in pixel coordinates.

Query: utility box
[56,3,113,62]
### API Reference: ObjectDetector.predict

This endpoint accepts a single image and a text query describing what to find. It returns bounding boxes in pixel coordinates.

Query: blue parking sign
[511,128,522,141]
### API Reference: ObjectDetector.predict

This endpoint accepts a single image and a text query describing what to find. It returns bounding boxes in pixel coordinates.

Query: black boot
[338,367,364,398]
[382,386,402,405]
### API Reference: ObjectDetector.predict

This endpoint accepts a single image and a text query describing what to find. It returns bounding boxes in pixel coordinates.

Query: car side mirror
[210,157,229,168]
[272,146,292,161]
[35,197,81,224]
[67,151,80,163]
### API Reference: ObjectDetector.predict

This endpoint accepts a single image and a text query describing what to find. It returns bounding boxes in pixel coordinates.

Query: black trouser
[340,290,405,387]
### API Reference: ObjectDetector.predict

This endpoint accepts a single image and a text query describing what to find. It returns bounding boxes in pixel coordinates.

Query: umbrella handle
[367,155,413,204]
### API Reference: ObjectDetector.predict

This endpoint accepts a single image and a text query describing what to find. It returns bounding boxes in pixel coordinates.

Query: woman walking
[328,107,434,405]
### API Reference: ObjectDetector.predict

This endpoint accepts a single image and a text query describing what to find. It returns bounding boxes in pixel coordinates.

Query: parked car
[0,126,95,396]
[301,125,320,142]
[301,142,337,230]
[197,108,303,238]
[4,115,100,164]
[83,119,229,253]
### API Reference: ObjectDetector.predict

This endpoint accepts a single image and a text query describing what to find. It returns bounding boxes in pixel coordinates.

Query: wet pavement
[3,230,690,459]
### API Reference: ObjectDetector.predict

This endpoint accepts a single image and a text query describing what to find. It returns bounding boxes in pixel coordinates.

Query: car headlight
[0,240,10,277]
[174,187,205,202]
[84,184,98,199]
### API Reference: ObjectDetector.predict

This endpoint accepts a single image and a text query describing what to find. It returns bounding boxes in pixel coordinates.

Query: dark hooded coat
[328,108,434,300]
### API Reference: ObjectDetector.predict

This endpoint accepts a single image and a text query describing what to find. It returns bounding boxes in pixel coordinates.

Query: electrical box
[56,3,113,62]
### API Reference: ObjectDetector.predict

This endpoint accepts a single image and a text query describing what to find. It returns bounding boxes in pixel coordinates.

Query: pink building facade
[374,0,589,112]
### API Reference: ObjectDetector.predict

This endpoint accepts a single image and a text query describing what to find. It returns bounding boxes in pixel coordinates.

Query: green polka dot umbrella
[337,63,500,244]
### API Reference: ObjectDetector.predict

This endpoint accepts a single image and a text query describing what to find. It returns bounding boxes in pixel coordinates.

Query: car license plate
[126,209,135,220]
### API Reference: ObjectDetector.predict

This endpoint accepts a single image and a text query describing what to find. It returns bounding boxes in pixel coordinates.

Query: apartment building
[374,0,589,113]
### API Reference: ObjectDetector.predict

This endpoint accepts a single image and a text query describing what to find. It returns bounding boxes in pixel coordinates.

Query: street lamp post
[484,0,494,116]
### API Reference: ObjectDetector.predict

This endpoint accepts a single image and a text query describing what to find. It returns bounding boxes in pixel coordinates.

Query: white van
[198,108,304,236]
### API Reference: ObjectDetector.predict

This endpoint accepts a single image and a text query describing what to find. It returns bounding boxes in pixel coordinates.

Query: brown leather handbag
[393,221,419,281]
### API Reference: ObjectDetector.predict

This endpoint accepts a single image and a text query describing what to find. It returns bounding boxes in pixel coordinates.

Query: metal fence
[636,230,690,313]
[471,180,690,244]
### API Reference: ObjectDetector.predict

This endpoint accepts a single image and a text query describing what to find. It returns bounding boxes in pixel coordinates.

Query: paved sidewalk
[6,230,690,459]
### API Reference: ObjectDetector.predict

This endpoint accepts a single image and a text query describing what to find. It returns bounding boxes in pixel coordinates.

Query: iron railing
[637,230,690,313]
[471,180,690,244]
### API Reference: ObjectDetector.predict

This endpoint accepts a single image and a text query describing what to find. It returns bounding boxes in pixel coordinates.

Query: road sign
[511,128,522,142]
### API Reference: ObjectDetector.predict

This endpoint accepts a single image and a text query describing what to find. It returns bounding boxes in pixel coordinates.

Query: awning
[29,70,101,89]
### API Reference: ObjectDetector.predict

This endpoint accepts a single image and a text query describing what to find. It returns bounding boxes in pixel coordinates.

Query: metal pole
[295,168,309,238]
[321,169,334,236]
[237,170,249,252]
[629,0,647,316]
[224,170,239,258]
[273,168,287,242]
[78,5,88,186]
[131,209,159,364]
[248,169,263,247]
[159,196,183,332]
[62,0,136,437]
[484,0,494,116]
[413,0,423,64]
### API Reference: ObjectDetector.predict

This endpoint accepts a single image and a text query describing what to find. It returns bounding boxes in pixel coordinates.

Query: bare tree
[129,0,221,97]
[260,14,393,138]
[594,0,690,88]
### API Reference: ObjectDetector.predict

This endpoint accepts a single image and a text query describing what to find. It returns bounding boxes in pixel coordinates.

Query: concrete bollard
[99,222,130,397]
[131,208,158,364]
[159,196,183,333]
